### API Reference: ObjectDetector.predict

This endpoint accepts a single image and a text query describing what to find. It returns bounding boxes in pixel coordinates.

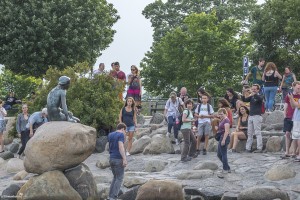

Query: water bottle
[175,117,179,125]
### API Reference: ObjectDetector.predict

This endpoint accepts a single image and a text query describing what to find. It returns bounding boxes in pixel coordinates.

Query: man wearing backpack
[164,92,184,145]
[242,84,264,153]
[243,58,265,89]
[194,94,214,155]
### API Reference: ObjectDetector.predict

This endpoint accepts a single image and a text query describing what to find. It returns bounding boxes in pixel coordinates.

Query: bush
[32,62,123,134]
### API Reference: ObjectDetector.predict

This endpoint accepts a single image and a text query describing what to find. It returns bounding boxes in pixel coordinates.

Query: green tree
[0,69,42,100]
[0,0,119,77]
[250,0,300,74]
[143,0,258,41]
[141,12,252,96]
[32,62,123,133]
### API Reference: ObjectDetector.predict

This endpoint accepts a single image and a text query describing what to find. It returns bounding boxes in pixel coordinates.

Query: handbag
[292,121,300,139]
[215,132,222,141]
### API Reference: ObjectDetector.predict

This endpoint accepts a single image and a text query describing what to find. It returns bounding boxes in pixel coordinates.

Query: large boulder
[237,186,290,200]
[24,121,96,174]
[130,136,151,155]
[265,110,284,125]
[135,128,151,139]
[118,185,140,200]
[64,163,98,200]
[123,176,148,188]
[143,134,174,154]
[144,159,167,172]
[94,136,108,153]
[6,158,24,173]
[136,180,184,200]
[207,138,218,152]
[265,164,296,181]
[17,170,82,200]
[266,136,282,152]
[150,113,165,124]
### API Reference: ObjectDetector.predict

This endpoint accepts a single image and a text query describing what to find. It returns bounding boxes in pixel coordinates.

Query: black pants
[18,130,30,155]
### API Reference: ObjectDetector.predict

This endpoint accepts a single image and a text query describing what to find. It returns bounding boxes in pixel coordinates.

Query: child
[194,95,214,155]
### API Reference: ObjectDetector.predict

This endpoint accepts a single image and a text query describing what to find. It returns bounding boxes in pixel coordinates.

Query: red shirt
[285,94,300,119]
[111,70,126,81]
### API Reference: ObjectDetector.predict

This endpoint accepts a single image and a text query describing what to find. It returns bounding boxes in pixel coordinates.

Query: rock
[149,126,168,137]
[13,170,29,180]
[272,123,284,130]
[17,170,82,200]
[193,161,218,171]
[24,121,96,174]
[135,128,151,139]
[265,110,284,125]
[130,136,151,155]
[2,183,22,200]
[64,163,98,200]
[8,143,20,154]
[118,185,140,200]
[96,155,110,169]
[207,138,218,152]
[221,191,239,200]
[150,124,163,131]
[123,176,148,188]
[137,114,145,125]
[136,180,184,200]
[265,164,296,181]
[235,140,247,152]
[96,183,110,200]
[6,158,24,173]
[93,173,112,184]
[0,151,14,160]
[144,159,167,172]
[184,187,224,200]
[0,157,6,169]
[176,170,214,180]
[237,186,290,200]
[95,136,108,153]
[266,136,282,152]
[150,113,165,124]
[143,134,174,154]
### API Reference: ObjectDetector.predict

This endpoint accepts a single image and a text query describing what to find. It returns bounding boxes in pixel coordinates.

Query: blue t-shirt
[108,131,125,159]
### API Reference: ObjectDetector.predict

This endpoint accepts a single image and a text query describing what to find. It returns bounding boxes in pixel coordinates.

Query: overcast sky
[95,0,265,76]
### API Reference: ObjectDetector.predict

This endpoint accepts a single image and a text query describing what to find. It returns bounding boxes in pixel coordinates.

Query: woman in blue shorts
[119,97,137,156]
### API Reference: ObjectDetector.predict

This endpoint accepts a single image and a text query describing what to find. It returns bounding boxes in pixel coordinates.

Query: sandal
[280,154,291,159]
[0,150,4,153]
[294,158,300,162]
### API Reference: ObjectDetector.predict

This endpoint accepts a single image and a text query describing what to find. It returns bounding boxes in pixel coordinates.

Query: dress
[126,74,141,101]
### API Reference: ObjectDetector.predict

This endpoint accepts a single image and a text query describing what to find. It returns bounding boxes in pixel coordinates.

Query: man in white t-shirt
[194,95,214,155]
[164,91,184,145]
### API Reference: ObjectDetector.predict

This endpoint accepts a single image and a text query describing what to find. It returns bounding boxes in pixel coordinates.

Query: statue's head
[58,76,70,89]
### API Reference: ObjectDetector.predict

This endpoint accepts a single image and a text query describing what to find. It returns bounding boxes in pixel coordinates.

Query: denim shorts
[126,126,135,132]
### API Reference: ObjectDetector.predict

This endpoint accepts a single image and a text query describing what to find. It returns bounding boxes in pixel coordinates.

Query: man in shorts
[281,81,300,158]
[194,95,214,155]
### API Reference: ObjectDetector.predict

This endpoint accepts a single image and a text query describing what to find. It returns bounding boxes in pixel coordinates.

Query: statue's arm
[60,92,69,119]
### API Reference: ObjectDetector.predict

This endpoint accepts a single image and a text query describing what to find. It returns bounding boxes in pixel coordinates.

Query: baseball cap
[41,108,48,115]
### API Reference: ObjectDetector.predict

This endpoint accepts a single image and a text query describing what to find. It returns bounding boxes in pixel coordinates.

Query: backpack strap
[198,103,202,114]
[207,104,211,115]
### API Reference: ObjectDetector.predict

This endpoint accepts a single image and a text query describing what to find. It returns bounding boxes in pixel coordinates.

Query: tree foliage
[141,12,252,96]
[250,0,300,74]
[32,62,123,132]
[0,0,119,77]
[0,69,42,100]
[143,0,258,41]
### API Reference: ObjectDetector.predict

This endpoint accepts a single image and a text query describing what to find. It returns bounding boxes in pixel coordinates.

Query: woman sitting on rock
[228,106,249,152]
[119,97,137,156]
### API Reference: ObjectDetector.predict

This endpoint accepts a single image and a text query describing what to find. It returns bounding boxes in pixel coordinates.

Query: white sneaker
[166,132,170,137]
[175,139,179,145]
[126,152,130,156]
